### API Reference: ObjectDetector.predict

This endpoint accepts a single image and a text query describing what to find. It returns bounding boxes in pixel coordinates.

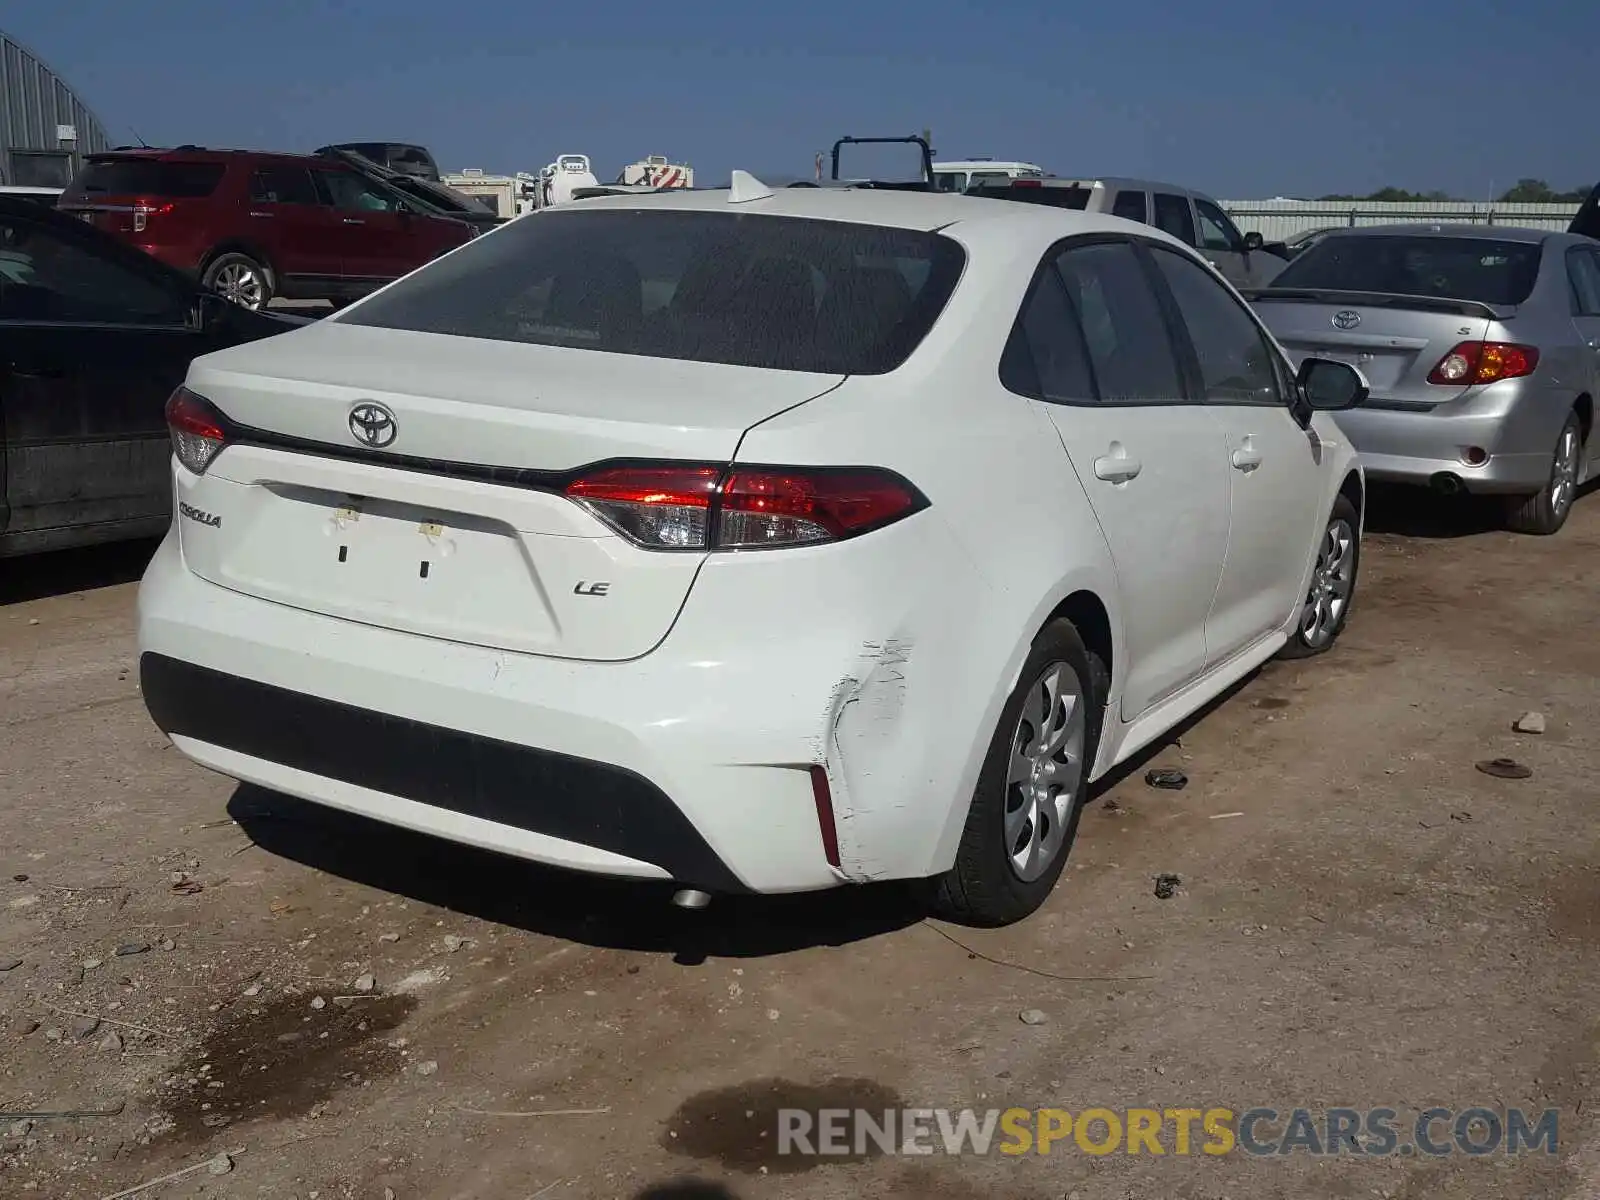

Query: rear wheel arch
[198,240,277,283]
[1045,590,1113,712]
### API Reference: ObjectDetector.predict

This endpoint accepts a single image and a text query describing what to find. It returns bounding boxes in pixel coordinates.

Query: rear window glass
[1273,235,1543,306]
[339,208,967,375]
[72,160,224,198]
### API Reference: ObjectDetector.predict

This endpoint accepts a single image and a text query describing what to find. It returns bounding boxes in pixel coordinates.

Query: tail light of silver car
[1427,342,1540,386]
[563,462,929,552]
[165,387,229,475]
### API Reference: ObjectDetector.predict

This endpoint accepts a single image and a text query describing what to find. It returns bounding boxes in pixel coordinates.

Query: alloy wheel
[1003,662,1086,883]
[1300,517,1356,648]
[213,262,266,310]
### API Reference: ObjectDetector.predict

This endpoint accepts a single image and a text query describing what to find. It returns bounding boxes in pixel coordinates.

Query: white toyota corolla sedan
[138,175,1368,926]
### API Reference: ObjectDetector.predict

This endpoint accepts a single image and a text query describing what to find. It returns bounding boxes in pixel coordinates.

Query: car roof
[1318,223,1554,244]
[544,181,1198,251]
[86,147,331,166]
[1031,176,1210,197]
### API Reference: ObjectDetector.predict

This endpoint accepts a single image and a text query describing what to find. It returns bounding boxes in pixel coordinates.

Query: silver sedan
[1246,224,1597,534]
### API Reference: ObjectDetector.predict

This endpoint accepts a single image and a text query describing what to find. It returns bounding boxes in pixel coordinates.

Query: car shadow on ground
[1362,480,1600,538]
[0,536,161,605]
[633,1181,740,1199]
[227,785,927,964]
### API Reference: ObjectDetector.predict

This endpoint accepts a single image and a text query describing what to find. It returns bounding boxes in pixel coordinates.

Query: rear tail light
[563,462,928,551]
[132,200,175,233]
[165,387,229,475]
[1427,341,1539,386]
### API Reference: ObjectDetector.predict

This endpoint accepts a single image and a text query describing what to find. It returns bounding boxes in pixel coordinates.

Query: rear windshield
[969,183,1092,209]
[71,160,225,198]
[1272,235,1543,306]
[339,208,967,375]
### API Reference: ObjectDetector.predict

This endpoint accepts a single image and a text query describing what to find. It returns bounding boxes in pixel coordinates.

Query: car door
[1192,196,1250,287]
[245,165,344,292]
[1151,192,1198,251]
[1003,237,1231,719]
[0,212,200,542]
[1145,243,1326,665]
[1567,247,1600,476]
[313,167,410,289]
[1109,189,1148,226]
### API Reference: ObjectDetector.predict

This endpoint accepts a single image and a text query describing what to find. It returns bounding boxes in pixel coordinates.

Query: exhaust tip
[1429,472,1463,496]
[671,888,713,910]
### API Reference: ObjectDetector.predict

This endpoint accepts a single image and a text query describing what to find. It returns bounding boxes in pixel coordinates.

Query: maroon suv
[58,148,476,310]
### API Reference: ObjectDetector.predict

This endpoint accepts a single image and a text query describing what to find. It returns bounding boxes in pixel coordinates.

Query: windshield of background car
[1272,235,1543,306]
[71,160,225,198]
[339,208,968,375]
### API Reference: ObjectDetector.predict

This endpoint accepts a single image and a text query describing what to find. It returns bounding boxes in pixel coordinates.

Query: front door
[0,211,200,543]
[1005,237,1231,719]
[313,167,410,290]
[1192,196,1249,287]
[1145,244,1326,663]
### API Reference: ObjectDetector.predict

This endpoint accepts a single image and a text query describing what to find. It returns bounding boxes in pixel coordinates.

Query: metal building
[0,28,110,188]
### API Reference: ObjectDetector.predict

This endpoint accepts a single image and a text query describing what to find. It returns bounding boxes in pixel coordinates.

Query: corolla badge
[348,402,397,449]
[1331,310,1362,330]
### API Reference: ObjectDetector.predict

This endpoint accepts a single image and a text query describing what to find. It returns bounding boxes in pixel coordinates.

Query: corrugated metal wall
[0,29,110,183]
[1220,199,1581,240]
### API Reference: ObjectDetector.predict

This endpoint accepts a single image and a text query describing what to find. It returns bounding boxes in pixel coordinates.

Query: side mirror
[1297,357,1368,411]
[1242,231,1264,252]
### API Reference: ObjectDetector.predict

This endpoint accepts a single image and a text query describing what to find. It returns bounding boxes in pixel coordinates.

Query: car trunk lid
[180,323,844,660]
[1246,288,1503,405]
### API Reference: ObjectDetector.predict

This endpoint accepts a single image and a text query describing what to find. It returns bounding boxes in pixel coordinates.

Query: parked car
[968,176,1288,290]
[0,196,304,557]
[316,143,442,183]
[1246,224,1596,534]
[318,147,504,234]
[137,184,1366,926]
[1569,184,1600,240]
[58,148,477,311]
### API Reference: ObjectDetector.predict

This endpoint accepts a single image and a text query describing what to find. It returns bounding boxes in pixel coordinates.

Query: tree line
[1316,179,1592,204]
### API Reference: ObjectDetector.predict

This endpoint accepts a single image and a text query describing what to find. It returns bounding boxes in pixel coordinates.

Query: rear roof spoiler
[1240,287,1508,321]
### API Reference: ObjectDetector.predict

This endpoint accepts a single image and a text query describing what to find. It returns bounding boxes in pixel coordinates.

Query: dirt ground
[2,487,1598,1200]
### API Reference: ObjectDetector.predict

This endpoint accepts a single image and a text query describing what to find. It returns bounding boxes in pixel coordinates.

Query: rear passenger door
[1145,244,1324,663]
[1152,192,1197,249]
[1002,237,1231,719]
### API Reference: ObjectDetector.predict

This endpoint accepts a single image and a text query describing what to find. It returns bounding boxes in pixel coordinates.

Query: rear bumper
[136,507,990,892]
[1336,390,1560,494]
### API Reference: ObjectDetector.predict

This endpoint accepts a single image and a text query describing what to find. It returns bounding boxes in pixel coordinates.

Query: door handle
[247,211,274,218]
[1231,445,1263,471]
[1093,447,1143,483]
[342,218,365,225]
[7,363,65,380]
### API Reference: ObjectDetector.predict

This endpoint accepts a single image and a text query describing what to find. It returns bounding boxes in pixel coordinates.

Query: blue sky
[10,0,1597,198]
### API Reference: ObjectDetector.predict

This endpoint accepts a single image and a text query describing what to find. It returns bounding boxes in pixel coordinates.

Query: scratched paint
[823,638,916,879]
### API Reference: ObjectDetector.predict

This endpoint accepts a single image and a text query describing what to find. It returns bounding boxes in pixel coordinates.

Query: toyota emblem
[1331,310,1362,330]
[348,402,397,449]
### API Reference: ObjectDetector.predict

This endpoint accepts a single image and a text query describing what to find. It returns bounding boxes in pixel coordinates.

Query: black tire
[201,251,275,311]
[1279,493,1360,660]
[1503,411,1582,536]
[934,619,1106,927]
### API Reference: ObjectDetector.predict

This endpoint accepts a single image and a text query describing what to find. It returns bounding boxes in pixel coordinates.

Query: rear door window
[1111,190,1148,224]
[1152,193,1197,246]
[1052,241,1185,404]
[72,160,225,198]
[1566,248,1600,315]
[249,167,320,206]
[1149,246,1281,405]
[339,208,967,375]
